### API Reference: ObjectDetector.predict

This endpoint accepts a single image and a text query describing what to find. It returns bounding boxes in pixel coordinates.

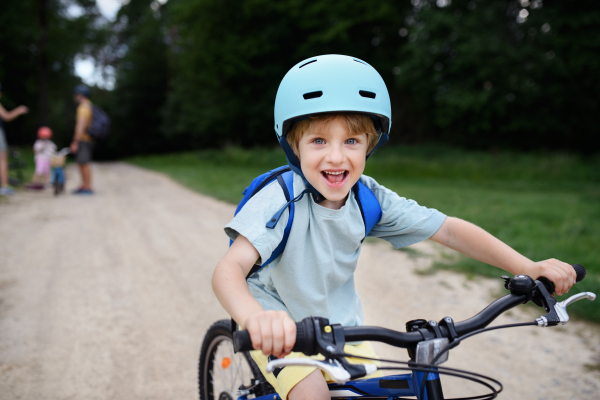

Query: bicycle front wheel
[199,319,273,400]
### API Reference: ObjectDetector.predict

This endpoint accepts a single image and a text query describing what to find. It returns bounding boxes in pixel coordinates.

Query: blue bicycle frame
[51,165,65,185]
[239,368,442,400]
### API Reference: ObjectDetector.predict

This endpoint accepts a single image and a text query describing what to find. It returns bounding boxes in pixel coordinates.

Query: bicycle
[198,265,595,400]
[8,147,26,186]
[50,147,70,195]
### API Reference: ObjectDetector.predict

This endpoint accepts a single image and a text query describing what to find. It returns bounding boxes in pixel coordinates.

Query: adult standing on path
[70,84,94,195]
[0,83,29,196]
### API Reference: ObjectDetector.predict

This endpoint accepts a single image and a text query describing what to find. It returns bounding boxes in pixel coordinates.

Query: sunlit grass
[128,145,600,323]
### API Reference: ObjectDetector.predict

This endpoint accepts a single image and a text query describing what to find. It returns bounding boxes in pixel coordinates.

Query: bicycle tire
[199,319,275,400]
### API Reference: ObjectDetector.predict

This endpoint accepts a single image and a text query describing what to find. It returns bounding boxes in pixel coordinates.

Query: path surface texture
[0,162,598,400]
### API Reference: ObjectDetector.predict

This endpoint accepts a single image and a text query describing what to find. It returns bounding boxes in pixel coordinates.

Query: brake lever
[537,291,596,326]
[266,358,377,384]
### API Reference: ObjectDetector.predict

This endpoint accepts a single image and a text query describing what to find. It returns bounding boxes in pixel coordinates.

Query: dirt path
[0,162,598,400]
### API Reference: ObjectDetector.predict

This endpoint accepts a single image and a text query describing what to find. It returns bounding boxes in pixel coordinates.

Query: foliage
[162,0,415,149]
[392,0,600,151]
[3,1,600,156]
[94,0,171,159]
[0,0,105,148]
[151,0,600,155]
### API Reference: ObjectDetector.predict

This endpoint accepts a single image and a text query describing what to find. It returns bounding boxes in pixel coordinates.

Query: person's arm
[429,217,576,296]
[212,234,296,357]
[0,103,28,122]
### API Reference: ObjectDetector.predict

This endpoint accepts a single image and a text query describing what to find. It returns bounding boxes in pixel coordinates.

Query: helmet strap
[367,132,389,159]
[279,136,326,203]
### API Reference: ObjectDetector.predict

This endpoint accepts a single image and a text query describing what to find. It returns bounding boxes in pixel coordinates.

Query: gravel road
[0,162,598,399]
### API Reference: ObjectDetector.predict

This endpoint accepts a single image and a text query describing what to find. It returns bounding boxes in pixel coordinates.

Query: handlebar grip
[572,264,587,282]
[232,319,314,354]
[233,330,253,353]
[539,264,586,294]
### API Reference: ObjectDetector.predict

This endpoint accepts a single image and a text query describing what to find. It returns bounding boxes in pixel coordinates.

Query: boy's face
[297,116,368,209]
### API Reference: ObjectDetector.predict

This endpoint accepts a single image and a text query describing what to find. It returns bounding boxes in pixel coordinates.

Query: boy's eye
[346,138,357,145]
[314,138,325,144]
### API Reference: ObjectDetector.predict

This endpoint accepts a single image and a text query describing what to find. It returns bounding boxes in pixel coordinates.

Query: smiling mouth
[322,170,348,184]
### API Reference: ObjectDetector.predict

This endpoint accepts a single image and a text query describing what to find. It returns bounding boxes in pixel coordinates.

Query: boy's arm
[429,217,576,296]
[212,234,296,357]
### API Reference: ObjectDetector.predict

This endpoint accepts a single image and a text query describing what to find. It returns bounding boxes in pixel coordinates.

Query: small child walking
[27,127,57,190]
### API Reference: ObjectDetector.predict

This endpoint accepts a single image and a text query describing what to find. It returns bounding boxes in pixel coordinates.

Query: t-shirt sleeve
[360,175,447,248]
[224,181,290,265]
[33,140,42,153]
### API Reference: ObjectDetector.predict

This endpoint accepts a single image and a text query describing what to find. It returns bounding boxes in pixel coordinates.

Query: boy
[212,55,576,400]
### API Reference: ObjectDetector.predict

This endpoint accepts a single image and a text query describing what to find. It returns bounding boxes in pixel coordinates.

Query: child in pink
[27,127,56,189]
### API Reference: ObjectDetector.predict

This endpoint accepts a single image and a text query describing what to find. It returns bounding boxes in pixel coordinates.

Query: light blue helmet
[274,54,392,144]
[274,54,392,203]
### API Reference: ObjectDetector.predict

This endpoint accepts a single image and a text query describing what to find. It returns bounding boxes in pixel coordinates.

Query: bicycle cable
[418,321,537,400]
[339,352,502,399]
[338,321,537,400]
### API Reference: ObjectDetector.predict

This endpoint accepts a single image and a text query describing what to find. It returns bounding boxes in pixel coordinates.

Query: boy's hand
[244,310,296,358]
[521,259,577,296]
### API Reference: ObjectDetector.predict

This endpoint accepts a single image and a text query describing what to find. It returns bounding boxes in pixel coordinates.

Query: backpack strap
[261,170,295,267]
[234,168,295,331]
[243,170,295,279]
[352,181,382,238]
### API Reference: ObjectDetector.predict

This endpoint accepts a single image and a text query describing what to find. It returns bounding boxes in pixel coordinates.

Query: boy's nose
[326,144,345,164]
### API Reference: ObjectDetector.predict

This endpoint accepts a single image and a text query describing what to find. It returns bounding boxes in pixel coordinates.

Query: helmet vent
[303,91,323,100]
[299,60,317,68]
[354,59,367,65]
[359,90,376,99]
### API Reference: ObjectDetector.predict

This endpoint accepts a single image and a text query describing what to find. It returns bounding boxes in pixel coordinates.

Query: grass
[5,147,35,189]
[128,145,600,323]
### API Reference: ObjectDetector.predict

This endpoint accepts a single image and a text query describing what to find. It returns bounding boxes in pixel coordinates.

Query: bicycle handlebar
[232,293,528,353]
[233,264,588,354]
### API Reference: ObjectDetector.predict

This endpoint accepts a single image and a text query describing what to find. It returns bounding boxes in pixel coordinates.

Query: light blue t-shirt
[224,173,446,327]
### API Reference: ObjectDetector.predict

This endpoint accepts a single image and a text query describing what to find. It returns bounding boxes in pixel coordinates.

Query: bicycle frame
[239,368,442,400]
[51,165,65,185]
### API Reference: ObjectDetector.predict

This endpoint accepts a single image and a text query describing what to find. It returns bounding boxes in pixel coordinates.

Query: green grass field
[128,145,600,323]
[5,147,35,189]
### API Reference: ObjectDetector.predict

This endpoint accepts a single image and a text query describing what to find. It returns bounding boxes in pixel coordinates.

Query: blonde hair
[285,112,379,157]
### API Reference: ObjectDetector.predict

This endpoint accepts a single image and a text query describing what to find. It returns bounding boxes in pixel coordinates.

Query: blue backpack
[86,104,111,140]
[232,166,382,274]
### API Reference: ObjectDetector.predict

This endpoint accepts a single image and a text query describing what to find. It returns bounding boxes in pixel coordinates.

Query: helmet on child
[273,55,392,193]
[37,126,52,140]
[274,54,392,145]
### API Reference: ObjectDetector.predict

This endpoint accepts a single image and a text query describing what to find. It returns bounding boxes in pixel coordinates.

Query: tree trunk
[36,0,49,126]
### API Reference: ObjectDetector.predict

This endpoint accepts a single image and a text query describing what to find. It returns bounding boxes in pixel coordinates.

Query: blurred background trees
[0,0,106,147]
[2,0,599,158]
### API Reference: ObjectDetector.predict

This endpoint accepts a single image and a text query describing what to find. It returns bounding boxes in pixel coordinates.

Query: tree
[0,0,104,147]
[95,0,170,159]
[390,0,600,151]
[98,0,600,155]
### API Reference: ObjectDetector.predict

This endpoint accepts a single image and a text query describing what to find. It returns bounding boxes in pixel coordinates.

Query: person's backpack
[86,104,111,140]
[232,165,382,276]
